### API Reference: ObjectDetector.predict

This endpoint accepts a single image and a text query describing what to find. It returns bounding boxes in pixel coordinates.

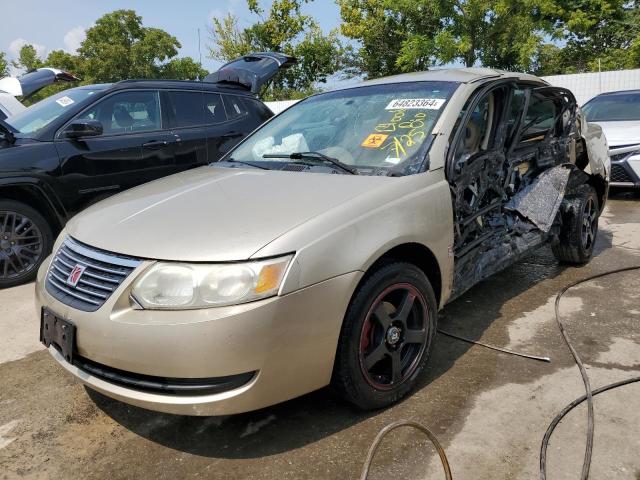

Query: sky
[1,0,342,74]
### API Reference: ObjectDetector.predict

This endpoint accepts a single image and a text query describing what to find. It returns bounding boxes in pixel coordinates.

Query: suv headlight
[131,255,293,310]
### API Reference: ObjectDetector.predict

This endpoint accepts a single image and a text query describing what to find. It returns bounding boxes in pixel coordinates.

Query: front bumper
[36,258,361,415]
[609,147,640,188]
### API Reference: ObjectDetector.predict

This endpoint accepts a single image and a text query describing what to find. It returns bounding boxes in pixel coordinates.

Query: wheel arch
[359,242,443,309]
[0,183,65,235]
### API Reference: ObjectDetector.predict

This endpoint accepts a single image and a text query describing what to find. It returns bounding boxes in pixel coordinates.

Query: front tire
[0,200,53,288]
[552,184,599,264]
[332,262,438,410]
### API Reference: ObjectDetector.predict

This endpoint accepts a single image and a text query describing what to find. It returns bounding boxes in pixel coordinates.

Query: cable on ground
[359,420,452,480]
[539,265,640,480]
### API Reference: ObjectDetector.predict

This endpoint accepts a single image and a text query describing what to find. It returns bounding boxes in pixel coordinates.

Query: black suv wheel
[552,185,599,264]
[0,200,52,288]
[332,262,437,410]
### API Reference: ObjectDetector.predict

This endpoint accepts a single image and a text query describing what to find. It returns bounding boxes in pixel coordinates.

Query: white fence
[265,100,300,114]
[542,68,640,105]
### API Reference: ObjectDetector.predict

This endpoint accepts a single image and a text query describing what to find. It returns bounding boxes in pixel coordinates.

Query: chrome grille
[45,237,142,312]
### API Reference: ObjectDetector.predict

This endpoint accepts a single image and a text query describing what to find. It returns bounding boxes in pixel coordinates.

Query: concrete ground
[1,192,639,480]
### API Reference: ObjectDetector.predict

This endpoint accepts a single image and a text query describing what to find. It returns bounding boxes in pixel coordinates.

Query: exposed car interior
[447,83,598,297]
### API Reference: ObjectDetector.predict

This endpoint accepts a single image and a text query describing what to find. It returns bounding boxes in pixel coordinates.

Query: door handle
[142,140,169,149]
[222,132,243,138]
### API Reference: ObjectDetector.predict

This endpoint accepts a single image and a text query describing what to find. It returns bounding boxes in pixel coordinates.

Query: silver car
[35,68,609,415]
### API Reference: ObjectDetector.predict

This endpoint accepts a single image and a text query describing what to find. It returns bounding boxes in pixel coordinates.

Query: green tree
[339,0,555,78]
[11,44,44,71]
[531,1,640,75]
[208,1,344,99]
[78,9,183,82]
[0,52,8,77]
[160,57,208,80]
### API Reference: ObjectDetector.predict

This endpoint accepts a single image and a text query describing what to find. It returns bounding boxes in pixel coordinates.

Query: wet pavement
[1,192,639,480]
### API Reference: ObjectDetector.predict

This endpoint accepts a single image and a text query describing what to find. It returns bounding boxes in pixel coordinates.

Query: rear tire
[0,200,53,288]
[552,185,599,265]
[332,262,438,410]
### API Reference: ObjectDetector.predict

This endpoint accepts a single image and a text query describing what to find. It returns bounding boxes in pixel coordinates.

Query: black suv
[0,53,295,287]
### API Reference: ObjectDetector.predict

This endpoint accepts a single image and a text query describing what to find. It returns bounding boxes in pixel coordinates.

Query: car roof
[105,79,254,95]
[336,67,546,90]
[591,89,640,97]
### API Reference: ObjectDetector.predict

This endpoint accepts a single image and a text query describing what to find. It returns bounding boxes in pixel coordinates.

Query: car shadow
[90,236,613,459]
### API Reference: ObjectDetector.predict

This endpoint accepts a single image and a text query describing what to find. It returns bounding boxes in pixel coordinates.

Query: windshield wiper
[262,151,358,175]
[223,158,270,170]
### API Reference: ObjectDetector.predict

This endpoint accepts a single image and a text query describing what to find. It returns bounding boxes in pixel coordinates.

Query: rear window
[223,95,249,120]
[167,91,204,128]
[582,92,640,121]
[245,97,273,123]
[204,93,227,124]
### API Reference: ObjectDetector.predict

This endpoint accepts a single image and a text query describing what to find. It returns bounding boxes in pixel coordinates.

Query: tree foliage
[11,44,44,71]
[4,8,205,106]
[339,0,640,77]
[537,0,640,74]
[339,0,556,77]
[208,0,344,99]
[0,52,8,77]
[78,10,185,82]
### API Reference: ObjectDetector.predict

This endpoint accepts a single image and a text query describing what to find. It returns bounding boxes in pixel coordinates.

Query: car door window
[204,93,227,124]
[77,91,161,135]
[223,95,249,120]
[504,88,526,144]
[518,92,558,143]
[166,91,205,128]
[453,91,498,168]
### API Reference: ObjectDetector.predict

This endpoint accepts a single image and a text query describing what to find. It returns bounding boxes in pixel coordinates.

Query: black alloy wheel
[359,283,428,389]
[332,262,437,410]
[552,184,599,265]
[581,196,598,251]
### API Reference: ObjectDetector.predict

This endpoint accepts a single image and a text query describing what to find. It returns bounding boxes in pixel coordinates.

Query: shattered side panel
[505,165,570,232]
[448,84,605,300]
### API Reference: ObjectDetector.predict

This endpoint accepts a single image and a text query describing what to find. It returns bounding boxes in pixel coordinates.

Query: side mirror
[63,119,103,138]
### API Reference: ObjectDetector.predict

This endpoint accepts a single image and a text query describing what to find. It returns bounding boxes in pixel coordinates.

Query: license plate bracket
[40,308,76,364]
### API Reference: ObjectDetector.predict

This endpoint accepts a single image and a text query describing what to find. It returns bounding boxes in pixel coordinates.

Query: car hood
[67,166,389,262]
[594,120,640,149]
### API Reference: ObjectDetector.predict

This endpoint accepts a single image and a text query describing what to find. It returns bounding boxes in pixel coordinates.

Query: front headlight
[131,255,293,310]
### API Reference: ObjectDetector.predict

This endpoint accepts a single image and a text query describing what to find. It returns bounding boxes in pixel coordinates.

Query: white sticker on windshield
[385,98,445,110]
[56,96,75,107]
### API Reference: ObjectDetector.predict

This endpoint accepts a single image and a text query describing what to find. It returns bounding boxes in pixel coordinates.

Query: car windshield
[6,86,108,136]
[582,92,640,122]
[224,81,459,175]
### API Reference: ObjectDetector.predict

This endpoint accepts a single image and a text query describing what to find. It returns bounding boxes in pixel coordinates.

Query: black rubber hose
[539,265,640,480]
[360,420,453,480]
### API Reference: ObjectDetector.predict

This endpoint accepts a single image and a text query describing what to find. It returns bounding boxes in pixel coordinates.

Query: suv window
[223,95,249,120]
[167,91,204,128]
[204,93,227,124]
[78,90,161,135]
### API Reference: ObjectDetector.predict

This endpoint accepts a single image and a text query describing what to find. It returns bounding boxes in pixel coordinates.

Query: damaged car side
[445,80,609,298]
[34,68,609,415]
